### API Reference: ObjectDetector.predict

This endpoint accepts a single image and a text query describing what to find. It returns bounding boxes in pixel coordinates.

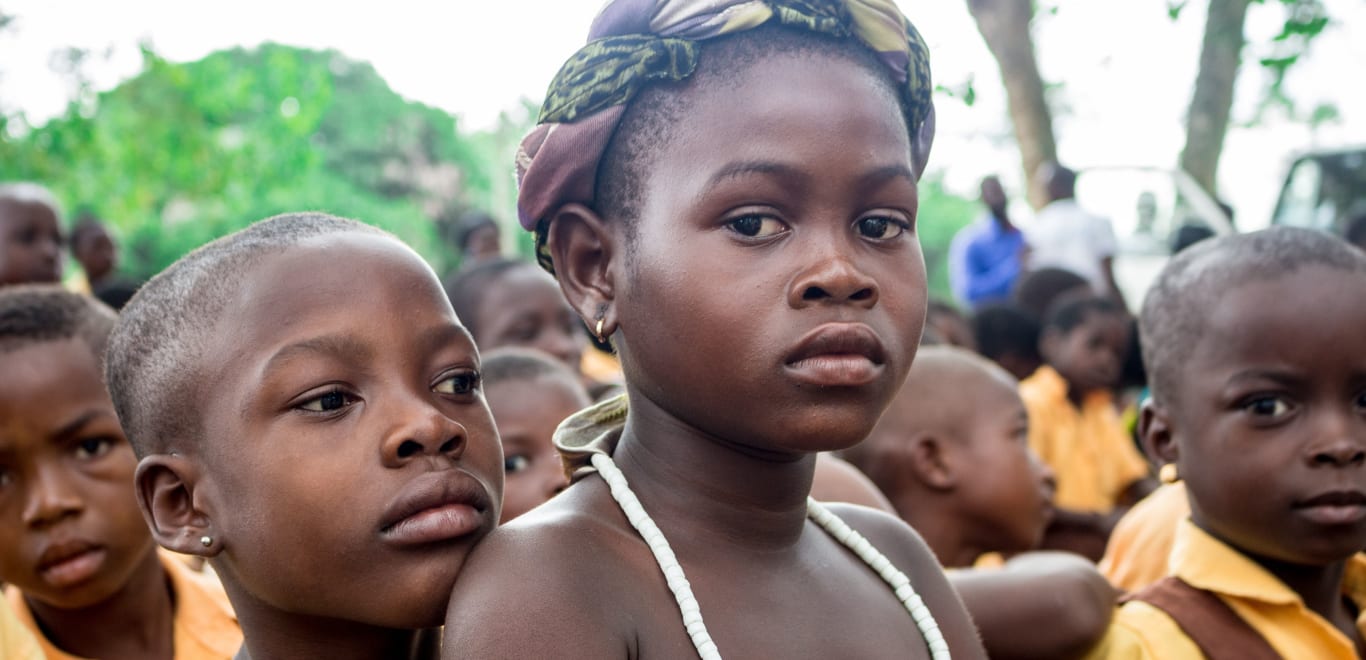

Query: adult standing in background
[1026,163,1126,308]
[948,175,1026,309]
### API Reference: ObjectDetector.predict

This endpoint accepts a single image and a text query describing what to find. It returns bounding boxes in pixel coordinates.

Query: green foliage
[0,44,492,279]
[917,176,979,303]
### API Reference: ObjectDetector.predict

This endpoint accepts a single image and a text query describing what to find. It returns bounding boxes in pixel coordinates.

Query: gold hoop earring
[595,318,606,342]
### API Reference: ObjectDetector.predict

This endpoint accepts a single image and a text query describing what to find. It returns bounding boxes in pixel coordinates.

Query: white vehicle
[1270,146,1366,234]
[1073,165,1235,311]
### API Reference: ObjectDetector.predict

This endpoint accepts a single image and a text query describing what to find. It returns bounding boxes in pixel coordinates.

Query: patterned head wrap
[517,0,935,272]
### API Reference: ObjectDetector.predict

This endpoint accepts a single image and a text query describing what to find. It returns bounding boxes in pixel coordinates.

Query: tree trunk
[967,0,1057,209]
[1180,0,1252,198]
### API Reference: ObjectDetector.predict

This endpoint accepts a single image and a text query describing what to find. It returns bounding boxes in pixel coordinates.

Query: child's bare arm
[827,503,988,659]
[950,552,1116,660]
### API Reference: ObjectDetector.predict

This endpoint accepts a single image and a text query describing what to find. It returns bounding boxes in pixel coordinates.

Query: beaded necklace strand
[589,452,952,660]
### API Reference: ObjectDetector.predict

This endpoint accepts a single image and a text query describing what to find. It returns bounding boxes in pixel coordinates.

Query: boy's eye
[1243,396,1292,419]
[435,371,481,396]
[854,216,907,240]
[0,468,11,489]
[299,390,354,413]
[726,214,787,238]
[504,455,530,474]
[74,437,114,460]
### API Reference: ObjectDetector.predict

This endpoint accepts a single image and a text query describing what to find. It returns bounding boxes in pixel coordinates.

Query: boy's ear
[545,203,619,336]
[135,455,221,557]
[907,433,957,491]
[1139,401,1178,466]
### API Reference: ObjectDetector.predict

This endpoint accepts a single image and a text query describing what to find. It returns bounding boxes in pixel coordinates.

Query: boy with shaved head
[845,346,1115,659]
[106,213,504,659]
[1088,227,1366,658]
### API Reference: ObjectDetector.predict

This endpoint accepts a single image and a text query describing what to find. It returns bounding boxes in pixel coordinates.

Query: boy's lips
[783,323,886,387]
[379,471,492,547]
[1294,490,1366,526]
[36,540,107,589]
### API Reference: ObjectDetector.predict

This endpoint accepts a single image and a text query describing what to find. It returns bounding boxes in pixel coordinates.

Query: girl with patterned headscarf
[443,2,984,659]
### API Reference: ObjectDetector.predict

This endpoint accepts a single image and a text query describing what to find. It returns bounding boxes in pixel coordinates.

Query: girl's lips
[38,547,107,589]
[785,355,883,387]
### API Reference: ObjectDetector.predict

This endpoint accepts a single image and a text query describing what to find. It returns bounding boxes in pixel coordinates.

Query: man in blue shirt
[949,176,1026,309]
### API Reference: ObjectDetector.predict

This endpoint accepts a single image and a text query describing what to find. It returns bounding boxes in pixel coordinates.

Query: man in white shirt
[1025,163,1125,308]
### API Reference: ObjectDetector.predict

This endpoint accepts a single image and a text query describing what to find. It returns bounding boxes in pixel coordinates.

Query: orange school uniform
[5,552,241,660]
[1,596,42,660]
[1100,481,1189,592]
[1086,520,1366,659]
[1020,366,1150,513]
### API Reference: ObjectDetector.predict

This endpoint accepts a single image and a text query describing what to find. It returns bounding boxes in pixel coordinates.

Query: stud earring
[200,535,213,548]
[1159,463,1178,484]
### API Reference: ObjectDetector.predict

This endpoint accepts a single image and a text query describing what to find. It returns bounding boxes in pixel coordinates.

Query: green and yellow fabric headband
[516,0,935,272]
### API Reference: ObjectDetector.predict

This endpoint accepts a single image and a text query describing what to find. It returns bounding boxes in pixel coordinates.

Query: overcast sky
[2,0,1362,227]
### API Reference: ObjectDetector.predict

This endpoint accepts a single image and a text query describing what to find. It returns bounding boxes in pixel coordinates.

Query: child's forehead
[216,233,464,362]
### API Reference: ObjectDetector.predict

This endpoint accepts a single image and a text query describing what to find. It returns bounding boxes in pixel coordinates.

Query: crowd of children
[2,1,1366,658]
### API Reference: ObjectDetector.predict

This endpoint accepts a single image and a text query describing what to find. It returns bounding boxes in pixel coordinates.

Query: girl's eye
[435,371,481,396]
[74,437,114,460]
[299,390,354,413]
[855,216,908,240]
[726,214,787,238]
[0,468,12,489]
[1244,396,1292,419]
[504,455,530,474]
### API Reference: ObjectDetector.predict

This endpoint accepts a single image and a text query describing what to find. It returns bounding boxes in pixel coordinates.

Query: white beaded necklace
[589,452,952,660]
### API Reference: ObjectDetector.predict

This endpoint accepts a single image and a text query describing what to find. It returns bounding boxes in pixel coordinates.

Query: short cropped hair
[444,258,535,341]
[106,212,387,457]
[596,24,910,233]
[972,304,1040,363]
[1042,295,1123,335]
[455,211,498,252]
[0,285,116,358]
[1140,227,1366,406]
[1013,267,1090,320]
[482,347,582,390]
[0,182,63,220]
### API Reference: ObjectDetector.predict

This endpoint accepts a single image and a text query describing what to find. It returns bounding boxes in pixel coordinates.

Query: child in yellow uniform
[440,2,985,658]
[1088,227,1366,659]
[104,213,504,659]
[1021,295,1155,560]
[0,287,241,659]
[1099,479,1188,592]
[845,345,1115,659]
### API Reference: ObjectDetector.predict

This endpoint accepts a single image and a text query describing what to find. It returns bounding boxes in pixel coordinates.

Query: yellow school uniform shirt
[1099,481,1189,592]
[1087,519,1366,659]
[1,596,43,660]
[1019,366,1150,513]
[4,551,241,660]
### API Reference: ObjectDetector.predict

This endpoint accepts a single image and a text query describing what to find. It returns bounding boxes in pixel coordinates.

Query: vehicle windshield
[1272,150,1366,233]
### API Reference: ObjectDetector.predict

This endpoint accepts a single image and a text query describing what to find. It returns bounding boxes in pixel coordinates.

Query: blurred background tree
[0,43,493,278]
[0,39,976,302]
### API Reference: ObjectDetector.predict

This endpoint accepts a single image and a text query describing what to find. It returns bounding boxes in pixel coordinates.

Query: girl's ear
[545,203,620,339]
[135,455,222,557]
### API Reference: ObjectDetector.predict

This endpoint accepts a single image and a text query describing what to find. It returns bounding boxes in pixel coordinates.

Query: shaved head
[843,346,1017,489]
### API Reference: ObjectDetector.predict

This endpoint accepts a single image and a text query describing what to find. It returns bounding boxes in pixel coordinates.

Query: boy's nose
[22,465,84,529]
[788,255,879,309]
[1309,436,1366,468]
[381,398,467,467]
